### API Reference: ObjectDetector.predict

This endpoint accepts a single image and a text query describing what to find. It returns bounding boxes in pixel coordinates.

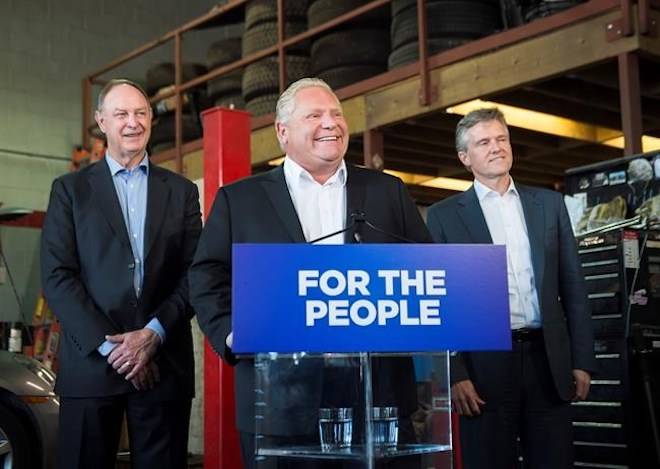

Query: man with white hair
[189,77,430,467]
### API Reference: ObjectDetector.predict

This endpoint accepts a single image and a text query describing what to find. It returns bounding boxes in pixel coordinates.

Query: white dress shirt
[473,178,541,329]
[283,157,347,244]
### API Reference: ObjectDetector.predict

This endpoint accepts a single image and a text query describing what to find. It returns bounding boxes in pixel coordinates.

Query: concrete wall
[0,0,233,210]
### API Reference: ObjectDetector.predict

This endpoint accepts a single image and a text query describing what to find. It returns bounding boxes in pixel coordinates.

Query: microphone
[308,210,365,244]
[308,210,417,244]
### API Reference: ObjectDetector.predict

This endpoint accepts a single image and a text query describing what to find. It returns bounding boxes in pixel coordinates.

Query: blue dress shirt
[98,154,165,356]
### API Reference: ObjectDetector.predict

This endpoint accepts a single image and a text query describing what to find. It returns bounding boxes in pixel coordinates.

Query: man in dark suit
[426,108,597,468]
[41,79,201,469]
[189,77,430,468]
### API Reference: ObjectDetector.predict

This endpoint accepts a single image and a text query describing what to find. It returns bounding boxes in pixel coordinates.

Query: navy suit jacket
[41,159,201,399]
[189,164,432,434]
[426,183,596,401]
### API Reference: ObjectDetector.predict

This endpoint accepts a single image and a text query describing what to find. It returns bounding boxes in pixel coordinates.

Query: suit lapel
[144,164,170,259]
[345,165,366,244]
[518,184,545,297]
[260,166,306,243]
[457,186,493,244]
[89,160,131,248]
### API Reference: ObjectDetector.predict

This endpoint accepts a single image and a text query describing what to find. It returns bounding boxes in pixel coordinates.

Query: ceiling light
[446,99,660,152]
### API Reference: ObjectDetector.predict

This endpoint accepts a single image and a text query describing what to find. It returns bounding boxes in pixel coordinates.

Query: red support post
[201,107,252,469]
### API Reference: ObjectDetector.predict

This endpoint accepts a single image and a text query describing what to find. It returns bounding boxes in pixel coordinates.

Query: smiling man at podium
[189,77,431,468]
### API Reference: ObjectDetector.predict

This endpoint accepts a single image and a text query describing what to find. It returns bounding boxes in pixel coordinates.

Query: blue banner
[232,244,511,353]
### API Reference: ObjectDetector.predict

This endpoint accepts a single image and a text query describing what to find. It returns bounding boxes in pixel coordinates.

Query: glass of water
[371,406,398,447]
[319,407,353,451]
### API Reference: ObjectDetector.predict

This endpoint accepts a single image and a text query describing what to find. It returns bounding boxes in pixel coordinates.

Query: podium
[233,243,511,468]
[253,351,452,468]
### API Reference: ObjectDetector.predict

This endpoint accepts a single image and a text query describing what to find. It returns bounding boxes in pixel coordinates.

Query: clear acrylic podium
[252,351,452,468]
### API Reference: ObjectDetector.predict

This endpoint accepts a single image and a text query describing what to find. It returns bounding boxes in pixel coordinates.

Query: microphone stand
[308,210,419,244]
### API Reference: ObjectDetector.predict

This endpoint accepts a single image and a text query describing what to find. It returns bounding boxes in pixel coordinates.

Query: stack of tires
[206,37,245,110]
[145,62,207,153]
[241,0,310,117]
[523,0,585,22]
[388,0,502,69]
[308,0,390,90]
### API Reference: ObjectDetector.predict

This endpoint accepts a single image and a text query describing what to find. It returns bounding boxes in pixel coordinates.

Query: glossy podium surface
[253,352,452,468]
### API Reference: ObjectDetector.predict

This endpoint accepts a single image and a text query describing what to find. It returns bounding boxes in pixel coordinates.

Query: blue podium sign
[232,244,510,353]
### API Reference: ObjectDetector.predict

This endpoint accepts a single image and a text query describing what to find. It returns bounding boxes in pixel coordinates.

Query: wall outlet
[0,265,6,285]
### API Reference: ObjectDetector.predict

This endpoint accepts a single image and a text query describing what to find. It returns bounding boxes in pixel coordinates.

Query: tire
[214,92,246,110]
[0,402,35,469]
[206,38,244,101]
[391,0,501,16]
[207,69,243,100]
[206,38,242,68]
[145,63,207,95]
[523,0,582,21]
[388,36,468,68]
[307,0,389,28]
[391,0,501,49]
[242,21,309,56]
[245,0,308,29]
[317,64,385,90]
[245,93,280,117]
[311,29,390,74]
[242,56,311,102]
[149,114,202,149]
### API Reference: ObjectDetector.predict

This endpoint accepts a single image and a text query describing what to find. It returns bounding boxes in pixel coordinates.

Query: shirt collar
[283,156,347,187]
[473,177,518,201]
[105,153,149,176]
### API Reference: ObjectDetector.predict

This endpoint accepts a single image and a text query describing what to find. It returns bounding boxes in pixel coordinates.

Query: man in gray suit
[426,108,596,468]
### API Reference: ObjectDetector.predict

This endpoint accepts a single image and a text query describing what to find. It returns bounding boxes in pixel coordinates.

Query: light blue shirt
[98,154,165,356]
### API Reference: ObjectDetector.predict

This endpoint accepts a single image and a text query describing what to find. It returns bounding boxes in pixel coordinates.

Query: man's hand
[129,361,161,391]
[573,369,591,401]
[451,379,486,416]
[107,328,160,380]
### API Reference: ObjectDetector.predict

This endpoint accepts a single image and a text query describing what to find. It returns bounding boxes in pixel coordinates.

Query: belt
[511,328,543,342]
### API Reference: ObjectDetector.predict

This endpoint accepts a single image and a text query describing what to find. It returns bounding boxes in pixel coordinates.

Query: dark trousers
[460,338,573,469]
[58,393,192,469]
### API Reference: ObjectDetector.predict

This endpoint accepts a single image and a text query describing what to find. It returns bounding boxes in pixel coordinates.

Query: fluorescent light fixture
[446,99,660,152]
[385,170,471,191]
[262,162,471,192]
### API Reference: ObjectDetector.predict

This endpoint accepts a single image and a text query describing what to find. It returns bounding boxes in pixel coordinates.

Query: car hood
[0,351,56,397]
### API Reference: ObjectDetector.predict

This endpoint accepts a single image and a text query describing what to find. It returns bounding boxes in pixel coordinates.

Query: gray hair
[275,77,337,124]
[455,107,507,153]
[97,78,150,111]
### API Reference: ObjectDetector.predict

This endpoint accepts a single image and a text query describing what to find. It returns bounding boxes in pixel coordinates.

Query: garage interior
[1,0,660,467]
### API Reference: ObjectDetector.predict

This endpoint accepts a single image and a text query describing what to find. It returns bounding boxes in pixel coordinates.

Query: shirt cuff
[145,318,166,345]
[98,340,118,356]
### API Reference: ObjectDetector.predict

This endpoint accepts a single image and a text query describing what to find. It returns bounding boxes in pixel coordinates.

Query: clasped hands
[107,328,161,391]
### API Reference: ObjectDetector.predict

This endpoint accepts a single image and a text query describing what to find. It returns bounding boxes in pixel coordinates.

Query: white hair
[275,77,337,124]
